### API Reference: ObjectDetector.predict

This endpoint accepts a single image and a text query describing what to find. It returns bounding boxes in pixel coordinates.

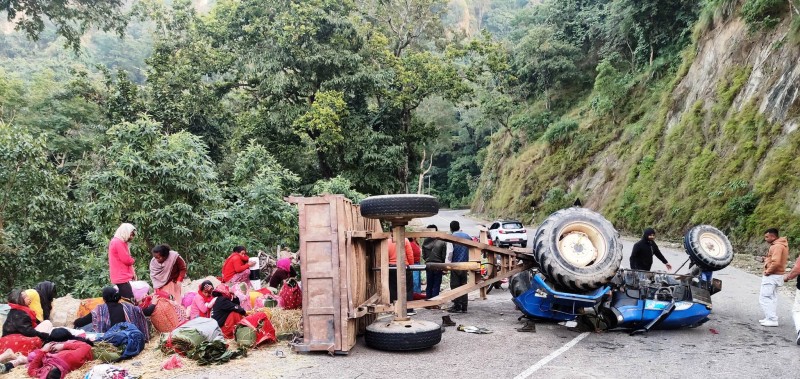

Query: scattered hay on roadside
[268,308,302,335]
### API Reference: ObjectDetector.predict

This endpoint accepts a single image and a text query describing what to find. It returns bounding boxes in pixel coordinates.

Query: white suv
[488,220,528,248]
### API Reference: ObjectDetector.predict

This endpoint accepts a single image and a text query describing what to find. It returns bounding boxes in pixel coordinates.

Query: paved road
[178,209,800,379]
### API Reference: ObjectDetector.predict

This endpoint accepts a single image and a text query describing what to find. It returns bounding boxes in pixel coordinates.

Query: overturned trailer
[287,194,535,354]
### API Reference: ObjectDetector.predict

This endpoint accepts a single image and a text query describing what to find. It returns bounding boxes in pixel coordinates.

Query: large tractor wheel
[359,194,439,221]
[533,207,622,292]
[365,317,442,351]
[683,225,733,271]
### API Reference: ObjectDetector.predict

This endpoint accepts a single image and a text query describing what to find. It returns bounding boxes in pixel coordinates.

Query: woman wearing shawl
[268,258,296,289]
[72,287,152,341]
[210,285,245,339]
[149,244,187,301]
[189,281,215,319]
[27,340,93,379]
[108,223,137,301]
[34,282,55,322]
[0,290,49,355]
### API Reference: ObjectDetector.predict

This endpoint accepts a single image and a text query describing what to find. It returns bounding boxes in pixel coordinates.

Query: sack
[77,297,104,318]
[150,298,187,333]
[160,317,223,356]
[51,294,81,327]
[182,292,197,308]
[277,278,302,310]
[130,281,151,302]
[234,312,276,348]
[0,304,9,329]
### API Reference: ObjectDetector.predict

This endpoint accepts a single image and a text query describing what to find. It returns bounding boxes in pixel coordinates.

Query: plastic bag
[162,354,184,370]
[130,281,151,302]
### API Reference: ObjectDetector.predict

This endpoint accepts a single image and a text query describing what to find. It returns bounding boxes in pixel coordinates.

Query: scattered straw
[267,308,302,335]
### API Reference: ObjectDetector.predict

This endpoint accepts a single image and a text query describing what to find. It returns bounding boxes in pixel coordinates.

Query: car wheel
[683,225,733,271]
[359,194,439,221]
[521,241,527,248]
[365,317,442,351]
[533,207,622,292]
[494,238,502,248]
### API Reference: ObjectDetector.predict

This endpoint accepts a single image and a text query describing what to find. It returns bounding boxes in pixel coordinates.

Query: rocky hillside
[473,4,800,250]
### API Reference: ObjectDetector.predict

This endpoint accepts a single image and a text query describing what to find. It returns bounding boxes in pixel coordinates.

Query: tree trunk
[417,150,433,194]
[649,44,654,66]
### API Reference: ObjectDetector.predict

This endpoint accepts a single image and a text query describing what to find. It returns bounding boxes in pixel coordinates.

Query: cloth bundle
[234,312,276,348]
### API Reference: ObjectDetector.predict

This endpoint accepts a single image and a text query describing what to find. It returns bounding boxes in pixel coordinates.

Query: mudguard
[513,273,610,321]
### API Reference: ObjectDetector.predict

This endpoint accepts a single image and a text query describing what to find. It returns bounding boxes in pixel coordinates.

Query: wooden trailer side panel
[296,198,342,352]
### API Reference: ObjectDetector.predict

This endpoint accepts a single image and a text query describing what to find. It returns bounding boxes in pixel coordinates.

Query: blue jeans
[426,269,443,299]
[413,271,422,294]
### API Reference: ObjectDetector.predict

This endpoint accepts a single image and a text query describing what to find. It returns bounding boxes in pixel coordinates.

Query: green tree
[512,25,581,109]
[0,123,82,293]
[1,0,128,51]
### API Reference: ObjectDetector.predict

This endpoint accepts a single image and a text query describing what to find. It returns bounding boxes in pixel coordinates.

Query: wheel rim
[557,222,607,267]
[698,232,727,258]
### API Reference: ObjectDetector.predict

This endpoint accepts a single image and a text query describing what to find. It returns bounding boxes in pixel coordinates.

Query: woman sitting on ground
[210,285,246,339]
[189,281,215,320]
[0,290,50,355]
[72,287,153,341]
[27,340,93,379]
[149,244,187,302]
[222,246,254,287]
[34,282,56,322]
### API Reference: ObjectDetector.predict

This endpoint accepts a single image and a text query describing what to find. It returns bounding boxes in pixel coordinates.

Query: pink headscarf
[276,258,292,272]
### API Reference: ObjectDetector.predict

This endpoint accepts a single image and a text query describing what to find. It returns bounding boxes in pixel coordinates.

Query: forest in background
[3,0,799,296]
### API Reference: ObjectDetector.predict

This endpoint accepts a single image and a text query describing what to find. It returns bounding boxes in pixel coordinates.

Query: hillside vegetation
[472,0,800,253]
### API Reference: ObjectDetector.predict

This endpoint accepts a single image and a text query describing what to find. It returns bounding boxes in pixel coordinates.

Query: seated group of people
[0,244,298,377]
[0,283,94,378]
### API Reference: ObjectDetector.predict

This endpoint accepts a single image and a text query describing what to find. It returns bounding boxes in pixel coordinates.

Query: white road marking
[512,332,590,379]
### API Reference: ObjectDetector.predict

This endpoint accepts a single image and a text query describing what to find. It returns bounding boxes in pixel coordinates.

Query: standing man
[784,253,800,344]
[422,225,446,302]
[108,223,137,301]
[761,228,788,327]
[446,221,472,313]
[630,228,672,271]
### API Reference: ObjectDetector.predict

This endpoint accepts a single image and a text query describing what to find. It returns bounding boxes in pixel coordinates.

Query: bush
[543,119,579,147]
[741,0,788,31]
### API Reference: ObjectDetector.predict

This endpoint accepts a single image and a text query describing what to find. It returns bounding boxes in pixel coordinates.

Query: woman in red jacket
[222,246,255,310]
[108,223,137,301]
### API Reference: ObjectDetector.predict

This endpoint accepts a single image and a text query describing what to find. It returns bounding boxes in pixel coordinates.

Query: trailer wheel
[359,194,439,221]
[533,207,622,292]
[683,225,733,271]
[365,318,442,351]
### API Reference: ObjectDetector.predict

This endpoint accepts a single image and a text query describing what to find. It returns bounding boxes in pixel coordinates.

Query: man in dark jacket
[630,228,672,271]
[422,225,447,301]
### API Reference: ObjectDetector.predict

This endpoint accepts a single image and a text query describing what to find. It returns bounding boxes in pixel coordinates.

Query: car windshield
[502,222,523,229]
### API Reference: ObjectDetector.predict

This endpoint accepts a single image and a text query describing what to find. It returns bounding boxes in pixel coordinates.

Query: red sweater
[388,239,414,265]
[108,237,135,284]
[222,253,250,282]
